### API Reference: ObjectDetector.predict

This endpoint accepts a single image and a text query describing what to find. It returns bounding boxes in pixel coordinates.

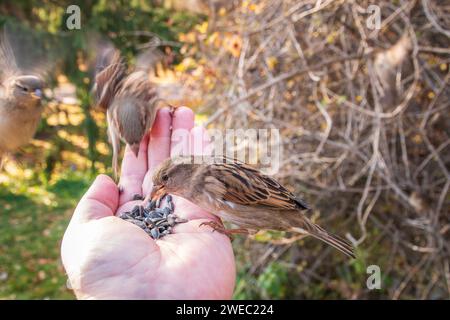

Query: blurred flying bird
[151,156,356,258]
[0,31,45,166]
[94,49,159,179]
[374,33,412,108]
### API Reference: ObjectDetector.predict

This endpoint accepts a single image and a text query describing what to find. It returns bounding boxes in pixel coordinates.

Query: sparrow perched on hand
[151,156,355,258]
[0,33,44,164]
[94,50,158,178]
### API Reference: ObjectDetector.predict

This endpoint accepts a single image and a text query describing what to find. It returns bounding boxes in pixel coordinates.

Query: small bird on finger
[0,33,45,165]
[151,156,356,258]
[94,50,158,178]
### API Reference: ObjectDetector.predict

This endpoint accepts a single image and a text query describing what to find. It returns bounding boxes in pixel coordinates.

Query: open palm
[61,107,235,299]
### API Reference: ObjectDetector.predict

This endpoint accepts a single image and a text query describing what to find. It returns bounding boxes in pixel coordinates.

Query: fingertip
[123,135,149,165]
[119,138,147,205]
[151,107,172,137]
[175,106,193,114]
[158,106,172,119]
[88,174,119,210]
[75,174,119,221]
[95,174,117,188]
[172,106,194,130]
[170,107,194,157]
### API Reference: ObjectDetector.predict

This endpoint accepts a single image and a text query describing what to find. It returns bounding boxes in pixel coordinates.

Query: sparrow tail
[291,225,356,259]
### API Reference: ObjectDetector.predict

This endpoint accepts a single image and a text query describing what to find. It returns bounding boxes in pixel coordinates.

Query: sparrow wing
[115,70,159,131]
[94,51,126,110]
[199,158,354,258]
[0,27,53,84]
[116,70,158,104]
[204,158,309,211]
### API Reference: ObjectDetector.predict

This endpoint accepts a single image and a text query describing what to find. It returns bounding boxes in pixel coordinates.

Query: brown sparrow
[0,33,44,164]
[150,156,356,258]
[94,50,158,178]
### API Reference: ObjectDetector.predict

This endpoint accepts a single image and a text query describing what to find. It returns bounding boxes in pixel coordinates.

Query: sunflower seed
[130,220,146,229]
[146,200,156,211]
[158,226,167,233]
[155,197,162,208]
[131,205,140,215]
[139,205,145,217]
[119,193,186,240]
[152,208,165,218]
[156,221,170,228]
[162,207,171,217]
[119,212,131,219]
[152,216,165,222]
[150,228,160,239]
[167,216,176,226]
[132,194,144,201]
[166,195,174,209]
[175,217,188,224]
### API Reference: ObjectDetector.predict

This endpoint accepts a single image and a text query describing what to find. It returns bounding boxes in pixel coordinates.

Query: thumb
[72,174,119,223]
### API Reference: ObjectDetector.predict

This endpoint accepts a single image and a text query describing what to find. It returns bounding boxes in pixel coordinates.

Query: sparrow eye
[15,84,28,92]
[161,174,169,182]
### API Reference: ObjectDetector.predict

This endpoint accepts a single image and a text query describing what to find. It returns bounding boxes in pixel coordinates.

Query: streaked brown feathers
[94,52,126,111]
[152,156,355,258]
[201,159,309,210]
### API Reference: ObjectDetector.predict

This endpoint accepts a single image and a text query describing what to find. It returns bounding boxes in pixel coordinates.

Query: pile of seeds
[119,195,187,239]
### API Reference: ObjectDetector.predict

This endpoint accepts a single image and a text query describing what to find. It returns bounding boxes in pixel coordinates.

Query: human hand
[61,107,235,299]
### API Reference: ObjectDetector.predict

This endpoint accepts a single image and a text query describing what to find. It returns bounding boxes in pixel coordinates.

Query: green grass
[0,171,91,299]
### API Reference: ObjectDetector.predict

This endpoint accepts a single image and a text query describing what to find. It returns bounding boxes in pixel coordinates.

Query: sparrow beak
[130,143,140,157]
[31,89,42,100]
[150,185,166,202]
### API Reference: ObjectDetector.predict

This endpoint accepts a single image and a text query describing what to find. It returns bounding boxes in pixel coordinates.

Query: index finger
[142,107,173,196]
[118,135,149,206]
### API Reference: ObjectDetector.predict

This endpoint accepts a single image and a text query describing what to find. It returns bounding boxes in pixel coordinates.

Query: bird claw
[167,104,178,115]
[175,217,188,224]
[199,221,249,240]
